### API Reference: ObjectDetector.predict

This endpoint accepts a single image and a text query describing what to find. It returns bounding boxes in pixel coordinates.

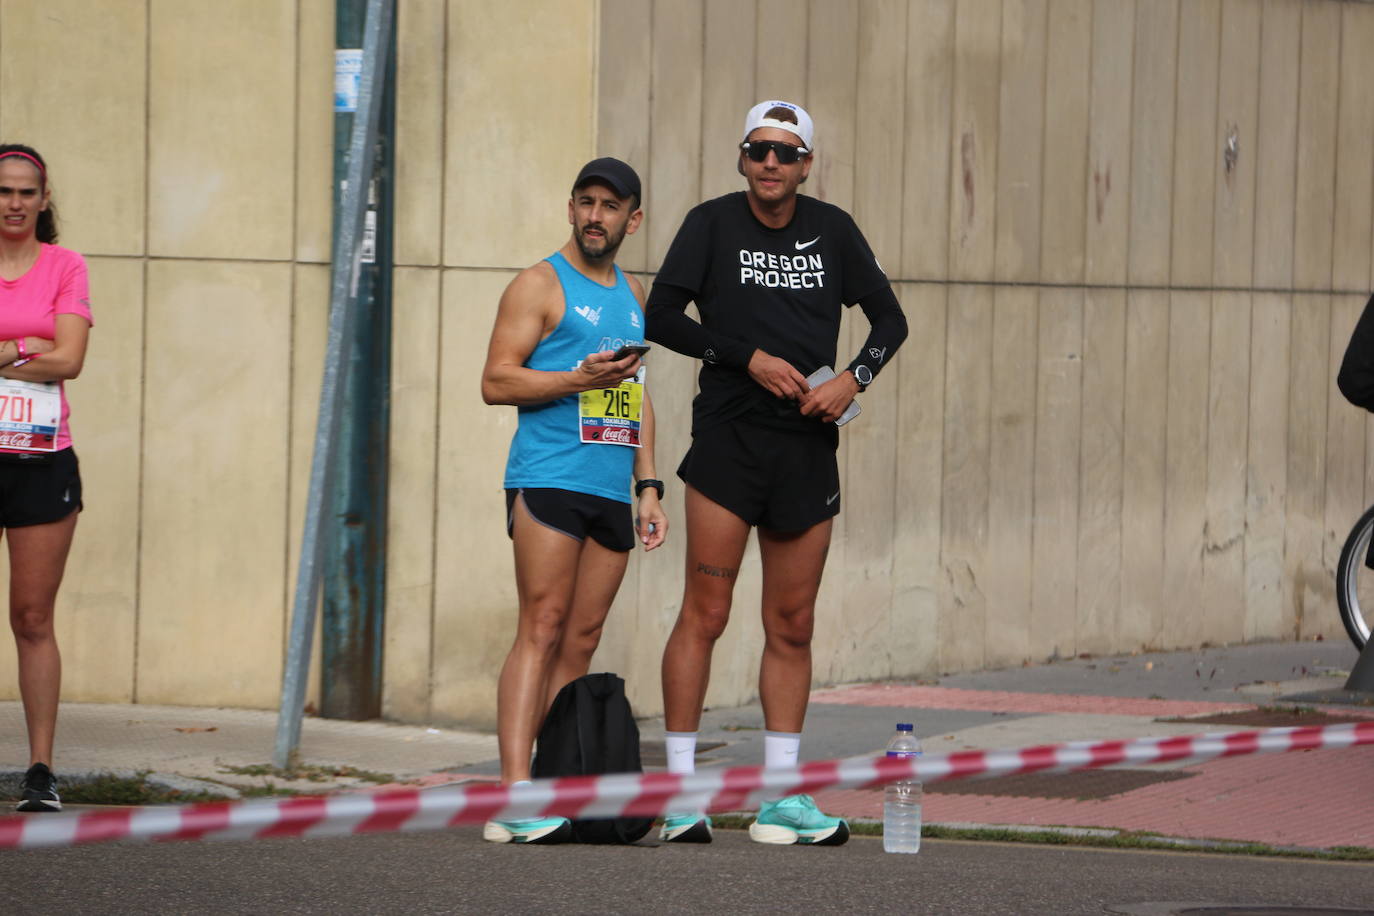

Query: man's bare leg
[660,486,751,733]
[543,536,630,710]
[496,496,584,785]
[756,519,831,733]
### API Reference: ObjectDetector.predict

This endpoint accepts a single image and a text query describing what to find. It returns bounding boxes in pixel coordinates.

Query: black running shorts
[506,487,635,552]
[0,447,82,528]
[677,420,839,531]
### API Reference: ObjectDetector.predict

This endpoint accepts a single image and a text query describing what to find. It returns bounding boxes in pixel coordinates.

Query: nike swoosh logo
[795,236,821,251]
[827,491,840,506]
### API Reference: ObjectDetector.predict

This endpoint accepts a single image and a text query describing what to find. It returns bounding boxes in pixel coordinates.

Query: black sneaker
[16,762,61,812]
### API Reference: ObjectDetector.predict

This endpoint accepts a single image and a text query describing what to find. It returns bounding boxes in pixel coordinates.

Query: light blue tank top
[503,252,645,503]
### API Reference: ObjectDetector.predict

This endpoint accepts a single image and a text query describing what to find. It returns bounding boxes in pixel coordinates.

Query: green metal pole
[322,0,395,720]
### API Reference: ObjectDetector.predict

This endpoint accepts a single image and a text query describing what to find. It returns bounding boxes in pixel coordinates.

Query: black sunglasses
[739,140,810,164]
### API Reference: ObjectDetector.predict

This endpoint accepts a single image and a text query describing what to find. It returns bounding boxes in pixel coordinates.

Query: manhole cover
[1111,905,1374,916]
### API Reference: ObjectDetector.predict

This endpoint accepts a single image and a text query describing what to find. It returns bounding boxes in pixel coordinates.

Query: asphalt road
[5,828,1372,915]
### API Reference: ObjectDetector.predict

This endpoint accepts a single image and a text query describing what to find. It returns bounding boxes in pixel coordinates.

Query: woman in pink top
[0,144,92,812]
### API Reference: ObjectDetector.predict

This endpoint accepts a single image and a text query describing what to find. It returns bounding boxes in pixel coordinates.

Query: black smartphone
[612,344,651,361]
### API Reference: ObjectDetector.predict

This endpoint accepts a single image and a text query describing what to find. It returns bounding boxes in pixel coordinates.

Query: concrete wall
[1,0,1372,729]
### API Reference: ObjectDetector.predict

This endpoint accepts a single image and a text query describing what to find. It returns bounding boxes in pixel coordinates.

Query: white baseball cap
[742,100,814,151]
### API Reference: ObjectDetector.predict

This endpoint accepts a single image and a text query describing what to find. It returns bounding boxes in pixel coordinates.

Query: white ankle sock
[764,731,801,769]
[664,732,698,775]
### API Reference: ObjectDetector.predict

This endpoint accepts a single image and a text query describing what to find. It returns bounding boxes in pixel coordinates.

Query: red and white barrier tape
[3,721,1371,850]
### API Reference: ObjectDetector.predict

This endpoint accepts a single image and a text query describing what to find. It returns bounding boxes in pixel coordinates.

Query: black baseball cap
[573,157,641,204]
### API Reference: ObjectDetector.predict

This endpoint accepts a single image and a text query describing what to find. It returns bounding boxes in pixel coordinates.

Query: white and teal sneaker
[747,794,849,846]
[659,812,713,843]
[482,816,573,845]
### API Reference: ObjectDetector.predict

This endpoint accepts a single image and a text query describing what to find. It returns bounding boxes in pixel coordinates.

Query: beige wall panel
[48,258,145,701]
[1161,292,1209,650]
[147,0,297,261]
[1126,0,1178,286]
[1201,292,1250,646]
[700,0,757,203]
[855,0,909,273]
[939,284,992,671]
[443,0,595,269]
[0,1,146,257]
[755,0,807,100]
[647,0,704,268]
[384,267,441,722]
[902,0,955,280]
[1083,0,1134,285]
[1030,287,1082,660]
[1292,0,1340,290]
[824,0,909,684]
[890,282,944,677]
[430,268,518,727]
[1332,2,1374,291]
[1211,0,1260,288]
[1251,0,1300,290]
[597,0,652,274]
[137,260,292,706]
[294,0,333,265]
[394,0,448,268]
[1076,288,1125,655]
[1168,0,1220,288]
[1284,294,1330,640]
[1244,292,1290,640]
[805,0,858,210]
[992,0,1047,283]
[948,0,1002,281]
[1038,0,1091,285]
[1322,294,1367,639]
[983,286,1035,667]
[1119,290,1168,649]
[287,265,329,712]
[833,360,899,684]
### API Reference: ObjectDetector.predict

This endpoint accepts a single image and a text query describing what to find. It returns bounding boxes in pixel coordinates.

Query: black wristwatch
[635,478,664,499]
[851,365,873,393]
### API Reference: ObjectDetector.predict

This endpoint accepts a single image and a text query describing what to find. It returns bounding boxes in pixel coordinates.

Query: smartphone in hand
[804,365,862,427]
[612,344,651,361]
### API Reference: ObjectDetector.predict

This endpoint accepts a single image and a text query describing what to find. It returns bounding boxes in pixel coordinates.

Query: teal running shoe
[482,815,573,844]
[748,794,849,846]
[659,812,713,843]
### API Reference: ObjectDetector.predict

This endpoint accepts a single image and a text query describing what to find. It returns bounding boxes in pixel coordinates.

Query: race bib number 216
[578,367,645,447]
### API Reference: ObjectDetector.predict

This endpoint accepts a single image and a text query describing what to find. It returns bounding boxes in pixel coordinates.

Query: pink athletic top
[0,244,93,452]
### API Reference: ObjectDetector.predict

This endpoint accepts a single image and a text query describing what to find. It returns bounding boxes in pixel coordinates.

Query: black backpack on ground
[531,672,654,844]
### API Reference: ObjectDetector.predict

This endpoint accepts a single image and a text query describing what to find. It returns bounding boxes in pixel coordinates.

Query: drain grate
[1157,707,1373,728]
[921,767,1194,800]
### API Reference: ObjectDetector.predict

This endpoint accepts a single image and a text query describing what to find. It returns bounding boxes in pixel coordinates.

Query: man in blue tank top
[479,158,667,845]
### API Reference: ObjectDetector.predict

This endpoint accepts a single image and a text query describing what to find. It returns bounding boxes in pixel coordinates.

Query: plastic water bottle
[883,723,922,854]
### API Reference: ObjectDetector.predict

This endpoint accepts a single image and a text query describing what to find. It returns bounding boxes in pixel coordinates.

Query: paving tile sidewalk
[2,640,1371,852]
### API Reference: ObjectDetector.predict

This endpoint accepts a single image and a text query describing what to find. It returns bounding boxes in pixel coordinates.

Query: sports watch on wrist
[852,365,873,393]
[635,478,664,499]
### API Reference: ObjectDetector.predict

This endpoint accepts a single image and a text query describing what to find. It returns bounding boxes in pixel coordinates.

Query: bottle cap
[896,723,913,731]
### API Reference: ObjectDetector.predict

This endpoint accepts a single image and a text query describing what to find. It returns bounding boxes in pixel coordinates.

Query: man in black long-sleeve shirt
[1339,293,1374,411]
[645,100,907,847]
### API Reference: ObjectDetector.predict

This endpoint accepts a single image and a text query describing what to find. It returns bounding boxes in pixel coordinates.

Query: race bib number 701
[0,379,60,451]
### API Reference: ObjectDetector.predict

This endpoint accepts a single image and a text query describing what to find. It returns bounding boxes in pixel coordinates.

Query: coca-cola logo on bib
[599,427,635,445]
[0,432,35,448]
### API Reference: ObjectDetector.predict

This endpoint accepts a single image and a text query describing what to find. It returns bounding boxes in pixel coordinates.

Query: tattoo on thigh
[696,562,738,579]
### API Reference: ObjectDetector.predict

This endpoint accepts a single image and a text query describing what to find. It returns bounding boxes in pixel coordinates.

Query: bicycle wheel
[1335,504,1374,650]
